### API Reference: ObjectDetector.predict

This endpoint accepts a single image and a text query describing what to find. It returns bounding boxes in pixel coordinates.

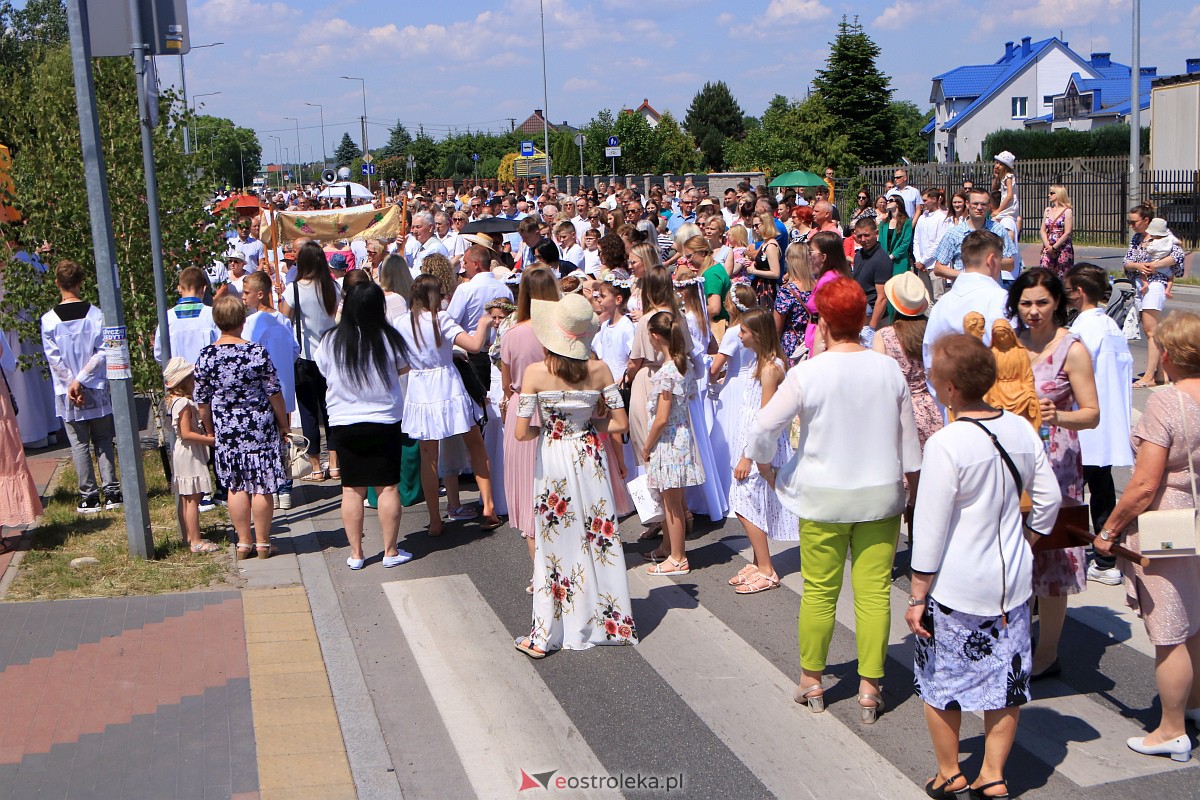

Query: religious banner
[259,204,403,249]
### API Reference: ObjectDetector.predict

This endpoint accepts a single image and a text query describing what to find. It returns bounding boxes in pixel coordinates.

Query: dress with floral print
[518,386,638,651]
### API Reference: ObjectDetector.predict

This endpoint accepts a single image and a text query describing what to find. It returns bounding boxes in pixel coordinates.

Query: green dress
[881,218,914,276]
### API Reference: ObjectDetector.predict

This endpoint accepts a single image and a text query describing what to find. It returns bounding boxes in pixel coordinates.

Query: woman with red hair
[788,205,815,246]
[745,277,922,724]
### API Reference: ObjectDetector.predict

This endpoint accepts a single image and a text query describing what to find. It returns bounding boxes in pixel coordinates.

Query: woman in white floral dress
[513,294,637,657]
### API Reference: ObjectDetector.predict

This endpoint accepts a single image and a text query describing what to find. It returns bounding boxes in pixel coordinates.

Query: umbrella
[317,182,373,200]
[212,194,261,214]
[463,217,519,234]
[768,170,828,188]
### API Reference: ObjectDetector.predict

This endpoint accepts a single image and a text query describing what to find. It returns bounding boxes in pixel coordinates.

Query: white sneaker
[1087,563,1123,586]
[278,492,292,510]
[273,494,280,509]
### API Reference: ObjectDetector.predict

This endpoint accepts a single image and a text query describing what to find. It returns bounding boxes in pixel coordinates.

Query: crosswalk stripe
[720,534,1196,786]
[382,576,620,799]
[625,562,929,799]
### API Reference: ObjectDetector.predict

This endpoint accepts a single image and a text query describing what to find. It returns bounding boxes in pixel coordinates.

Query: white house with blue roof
[924,36,1104,162]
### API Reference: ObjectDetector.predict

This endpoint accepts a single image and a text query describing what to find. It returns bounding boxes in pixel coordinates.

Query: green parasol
[768,170,828,188]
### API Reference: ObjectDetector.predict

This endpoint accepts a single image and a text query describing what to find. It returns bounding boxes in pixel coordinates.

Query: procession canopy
[258,203,403,250]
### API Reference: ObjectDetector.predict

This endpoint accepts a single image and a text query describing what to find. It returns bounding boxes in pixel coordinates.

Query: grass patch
[4,451,236,601]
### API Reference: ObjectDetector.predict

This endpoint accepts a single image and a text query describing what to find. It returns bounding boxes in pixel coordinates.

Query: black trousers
[1084,464,1117,570]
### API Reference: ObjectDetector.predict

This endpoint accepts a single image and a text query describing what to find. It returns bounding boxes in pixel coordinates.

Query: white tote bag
[626,473,664,525]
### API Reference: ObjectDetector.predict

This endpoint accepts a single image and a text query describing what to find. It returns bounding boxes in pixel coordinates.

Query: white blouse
[744,350,921,523]
[1069,308,1135,467]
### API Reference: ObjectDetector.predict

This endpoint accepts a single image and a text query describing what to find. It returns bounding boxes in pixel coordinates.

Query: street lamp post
[269,135,281,189]
[177,41,222,157]
[1130,0,1142,208]
[539,0,551,185]
[305,102,327,169]
[339,75,370,190]
[285,116,303,185]
[191,91,221,152]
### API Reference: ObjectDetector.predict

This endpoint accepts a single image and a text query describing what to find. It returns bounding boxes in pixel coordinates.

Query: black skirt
[329,421,404,487]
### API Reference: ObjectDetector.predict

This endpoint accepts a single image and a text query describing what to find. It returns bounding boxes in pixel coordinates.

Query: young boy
[581,227,602,277]
[40,260,119,513]
[219,250,248,300]
[154,266,219,365]
[554,220,584,272]
[242,271,300,509]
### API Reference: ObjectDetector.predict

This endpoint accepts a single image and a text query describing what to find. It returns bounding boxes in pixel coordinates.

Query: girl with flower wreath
[512,293,637,658]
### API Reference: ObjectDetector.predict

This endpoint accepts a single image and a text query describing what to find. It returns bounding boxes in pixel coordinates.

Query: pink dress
[1031,333,1088,596]
[0,370,42,527]
[878,326,942,450]
[502,323,546,538]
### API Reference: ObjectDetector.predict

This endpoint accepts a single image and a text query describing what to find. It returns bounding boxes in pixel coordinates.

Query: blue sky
[162,0,1200,164]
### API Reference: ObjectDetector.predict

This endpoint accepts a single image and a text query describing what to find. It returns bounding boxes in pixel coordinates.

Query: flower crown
[604,274,635,289]
[732,296,752,313]
[672,276,705,288]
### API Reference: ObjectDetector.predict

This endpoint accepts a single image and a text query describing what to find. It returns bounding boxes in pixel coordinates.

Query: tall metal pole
[285,117,302,185]
[65,0,154,558]
[269,136,281,189]
[178,55,189,156]
[190,91,220,152]
[342,76,370,190]
[306,102,327,169]
[1129,0,1141,209]
[539,0,551,186]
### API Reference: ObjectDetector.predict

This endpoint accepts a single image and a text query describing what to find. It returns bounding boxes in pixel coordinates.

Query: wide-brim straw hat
[531,294,598,360]
[993,150,1016,170]
[883,271,930,317]
[461,233,496,251]
[163,356,195,389]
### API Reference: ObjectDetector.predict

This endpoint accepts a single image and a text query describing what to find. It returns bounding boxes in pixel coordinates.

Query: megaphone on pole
[321,168,337,185]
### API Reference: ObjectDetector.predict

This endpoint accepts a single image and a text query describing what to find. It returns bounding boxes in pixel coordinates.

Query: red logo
[518,769,558,791]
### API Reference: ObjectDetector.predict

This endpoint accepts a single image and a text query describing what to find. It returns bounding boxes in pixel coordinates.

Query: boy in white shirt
[554,221,585,271]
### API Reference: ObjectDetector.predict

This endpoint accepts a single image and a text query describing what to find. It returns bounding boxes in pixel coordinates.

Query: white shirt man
[405,211,448,277]
[913,191,950,300]
[891,169,923,221]
[572,197,591,240]
[446,246,514,332]
[922,230,1010,378]
[233,226,265,271]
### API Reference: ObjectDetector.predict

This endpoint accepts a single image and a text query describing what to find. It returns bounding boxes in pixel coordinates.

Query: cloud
[193,0,302,32]
[564,78,601,92]
[874,2,916,30]
[727,0,832,40]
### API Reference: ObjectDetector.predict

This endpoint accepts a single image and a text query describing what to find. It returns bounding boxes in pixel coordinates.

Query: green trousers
[364,435,421,509]
[798,515,899,680]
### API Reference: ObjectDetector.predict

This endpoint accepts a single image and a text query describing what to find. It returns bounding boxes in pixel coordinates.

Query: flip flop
[189,541,222,554]
[514,636,548,659]
[480,516,505,531]
[301,470,326,482]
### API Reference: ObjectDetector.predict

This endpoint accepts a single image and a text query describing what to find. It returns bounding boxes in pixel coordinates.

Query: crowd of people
[3,152,1198,795]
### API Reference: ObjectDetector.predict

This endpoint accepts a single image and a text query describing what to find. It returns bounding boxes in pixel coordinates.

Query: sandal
[526,579,534,595]
[924,772,968,799]
[638,523,663,540]
[646,548,670,563]
[255,543,280,559]
[646,556,689,576]
[793,682,825,713]
[446,505,479,521]
[514,636,547,659]
[480,515,505,531]
[301,470,326,482]
[327,468,341,480]
[1132,379,1159,389]
[858,691,885,725]
[235,543,255,560]
[189,541,221,554]
[728,563,757,586]
[969,780,1010,799]
[735,572,780,594]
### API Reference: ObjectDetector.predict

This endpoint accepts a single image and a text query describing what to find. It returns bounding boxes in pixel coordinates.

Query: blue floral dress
[646,360,705,490]
[194,341,286,495]
[518,387,637,652]
[774,281,812,366]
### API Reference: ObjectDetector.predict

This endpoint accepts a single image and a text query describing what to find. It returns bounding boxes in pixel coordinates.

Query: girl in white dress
[394,275,502,535]
[711,283,759,513]
[726,308,798,594]
[677,275,729,521]
[593,277,636,494]
[164,358,219,553]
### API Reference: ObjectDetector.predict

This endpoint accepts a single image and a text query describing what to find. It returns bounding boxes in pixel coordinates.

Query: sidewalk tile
[257,752,353,789]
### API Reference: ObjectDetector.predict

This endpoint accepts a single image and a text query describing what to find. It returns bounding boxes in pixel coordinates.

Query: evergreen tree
[683,81,745,171]
[334,132,362,166]
[812,16,894,165]
[376,120,412,161]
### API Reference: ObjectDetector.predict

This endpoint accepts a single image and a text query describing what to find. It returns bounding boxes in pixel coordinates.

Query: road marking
[382,576,618,799]
[721,535,1195,786]
[626,562,928,799]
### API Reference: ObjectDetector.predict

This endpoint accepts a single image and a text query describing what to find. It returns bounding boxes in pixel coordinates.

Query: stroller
[1106,276,1140,339]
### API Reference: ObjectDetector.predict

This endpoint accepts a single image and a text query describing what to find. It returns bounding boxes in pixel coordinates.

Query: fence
[859,158,1200,248]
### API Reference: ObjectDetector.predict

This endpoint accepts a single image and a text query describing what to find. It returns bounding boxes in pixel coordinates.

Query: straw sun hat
[531,293,598,360]
[162,357,195,390]
[883,271,930,318]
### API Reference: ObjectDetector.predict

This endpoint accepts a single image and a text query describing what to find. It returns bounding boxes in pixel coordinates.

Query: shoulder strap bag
[1137,391,1200,558]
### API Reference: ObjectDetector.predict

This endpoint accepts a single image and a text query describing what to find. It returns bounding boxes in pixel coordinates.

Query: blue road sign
[471,153,480,162]
[607,135,619,147]
[361,163,376,175]
[520,141,535,157]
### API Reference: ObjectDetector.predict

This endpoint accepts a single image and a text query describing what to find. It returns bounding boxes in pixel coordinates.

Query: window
[1043,95,1055,106]
[1011,96,1028,118]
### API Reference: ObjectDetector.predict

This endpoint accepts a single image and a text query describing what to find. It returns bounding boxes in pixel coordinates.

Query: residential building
[621,98,662,128]
[1024,52,1159,132]
[1150,62,1200,172]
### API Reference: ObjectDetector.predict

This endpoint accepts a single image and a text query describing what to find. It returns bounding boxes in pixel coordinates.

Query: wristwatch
[1098,529,1118,542]
[907,595,927,607]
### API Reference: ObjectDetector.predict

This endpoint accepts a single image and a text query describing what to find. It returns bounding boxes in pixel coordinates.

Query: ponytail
[648,311,690,378]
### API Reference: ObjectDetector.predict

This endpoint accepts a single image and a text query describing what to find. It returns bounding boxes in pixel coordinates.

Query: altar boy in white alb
[40,259,119,514]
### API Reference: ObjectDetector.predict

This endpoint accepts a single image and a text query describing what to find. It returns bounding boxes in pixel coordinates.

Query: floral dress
[1039,212,1074,279]
[518,387,638,652]
[729,360,798,539]
[774,281,812,366]
[1031,333,1087,596]
[646,360,705,490]
[878,327,942,450]
[194,341,286,495]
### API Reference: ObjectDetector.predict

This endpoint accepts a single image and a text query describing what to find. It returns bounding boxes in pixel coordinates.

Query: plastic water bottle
[1038,423,1051,453]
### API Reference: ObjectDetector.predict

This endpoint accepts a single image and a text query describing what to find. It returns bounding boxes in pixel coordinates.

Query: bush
[981,125,1149,161]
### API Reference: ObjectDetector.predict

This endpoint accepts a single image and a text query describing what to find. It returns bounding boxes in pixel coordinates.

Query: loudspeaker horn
[321,168,337,185]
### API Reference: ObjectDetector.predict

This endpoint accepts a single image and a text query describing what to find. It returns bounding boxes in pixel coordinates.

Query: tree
[334,132,361,166]
[683,81,745,171]
[376,120,412,161]
[498,153,517,184]
[193,116,262,189]
[406,128,440,185]
[812,16,894,165]
[650,112,699,174]
[611,111,656,174]
[725,94,860,179]
[581,109,617,174]
[890,101,931,164]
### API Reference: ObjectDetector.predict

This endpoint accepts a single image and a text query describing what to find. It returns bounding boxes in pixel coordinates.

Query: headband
[732,296,752,313]
[604,274,634,289]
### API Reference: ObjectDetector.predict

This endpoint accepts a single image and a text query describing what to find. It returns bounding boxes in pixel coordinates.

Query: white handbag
[626,473,664,525]
[287,434,314,481]
[1137,391,1199,558]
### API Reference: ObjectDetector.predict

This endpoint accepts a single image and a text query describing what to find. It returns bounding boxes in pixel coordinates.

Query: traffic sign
[520,141,535,157]
[607,135,619,147]
[362,153,373,164]
[471,153,480,162]
[361,163,376,175]
[605,146,622,158]
[574,133,586,147]
[407,155,416,168]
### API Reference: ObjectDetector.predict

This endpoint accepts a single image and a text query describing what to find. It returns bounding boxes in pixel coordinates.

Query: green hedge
[982,124,1149,160]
